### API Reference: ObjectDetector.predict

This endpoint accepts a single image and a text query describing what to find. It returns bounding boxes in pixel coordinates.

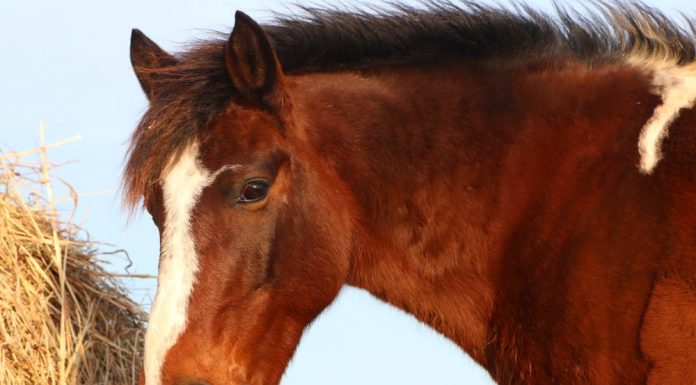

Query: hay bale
[0,132,146,385]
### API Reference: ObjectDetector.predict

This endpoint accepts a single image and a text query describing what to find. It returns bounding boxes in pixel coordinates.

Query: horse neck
[289,59,520,362]
[289,52,684,380]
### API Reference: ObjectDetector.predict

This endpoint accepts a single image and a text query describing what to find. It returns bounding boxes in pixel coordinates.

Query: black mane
[269,1,695,72]
[124,1,696,209]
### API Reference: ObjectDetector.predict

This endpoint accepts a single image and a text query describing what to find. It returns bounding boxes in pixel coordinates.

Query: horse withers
[125,3,696,384]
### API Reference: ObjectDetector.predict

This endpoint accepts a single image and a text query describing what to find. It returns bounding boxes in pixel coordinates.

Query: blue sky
[1,1,693,384]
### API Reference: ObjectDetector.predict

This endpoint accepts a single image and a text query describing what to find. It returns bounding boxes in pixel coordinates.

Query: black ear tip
[234,10,254,25]
[131,28,147,46]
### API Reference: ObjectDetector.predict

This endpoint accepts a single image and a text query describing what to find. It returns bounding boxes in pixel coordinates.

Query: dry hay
[0,130,147,385]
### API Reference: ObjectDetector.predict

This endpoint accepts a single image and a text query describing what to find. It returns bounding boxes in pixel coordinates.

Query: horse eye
[239,180,270,203]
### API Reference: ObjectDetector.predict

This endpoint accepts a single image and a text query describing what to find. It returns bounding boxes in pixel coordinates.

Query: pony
[125,2,696,384]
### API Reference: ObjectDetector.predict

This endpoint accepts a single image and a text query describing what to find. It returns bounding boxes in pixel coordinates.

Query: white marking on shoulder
[631,60,696,174]
[143,142,240,385]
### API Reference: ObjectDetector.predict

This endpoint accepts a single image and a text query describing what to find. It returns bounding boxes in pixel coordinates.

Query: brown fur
[128,3,696,385]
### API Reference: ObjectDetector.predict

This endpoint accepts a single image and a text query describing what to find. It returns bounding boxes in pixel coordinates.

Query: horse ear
[130,29,177,98]
[226,11,285,107]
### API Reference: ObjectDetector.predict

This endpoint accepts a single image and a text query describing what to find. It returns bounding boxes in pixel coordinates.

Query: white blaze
[144,143,209,385]
[635,61,696,173]
[143,142,241,385]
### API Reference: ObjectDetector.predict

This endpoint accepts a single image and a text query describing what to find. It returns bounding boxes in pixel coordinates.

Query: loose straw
[0,126,148,385]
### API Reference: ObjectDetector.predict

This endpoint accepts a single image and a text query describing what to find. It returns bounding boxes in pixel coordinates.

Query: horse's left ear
[226,11,286,108]
[130,29,178,98]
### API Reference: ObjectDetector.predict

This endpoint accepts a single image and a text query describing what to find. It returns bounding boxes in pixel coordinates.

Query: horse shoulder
[641,270,696,385]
